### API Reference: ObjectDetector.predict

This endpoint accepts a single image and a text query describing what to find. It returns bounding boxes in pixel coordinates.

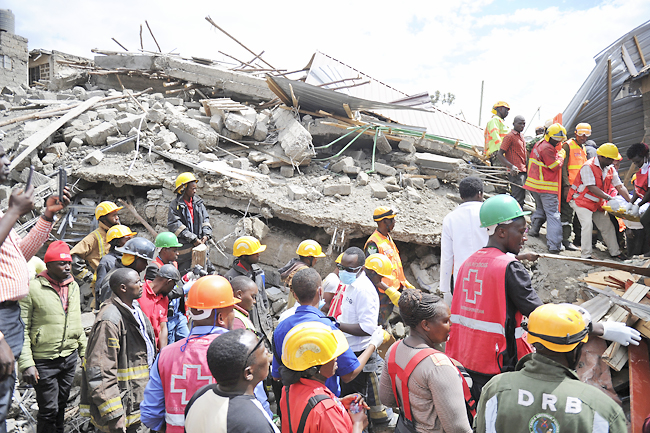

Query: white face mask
[190,308,213,321]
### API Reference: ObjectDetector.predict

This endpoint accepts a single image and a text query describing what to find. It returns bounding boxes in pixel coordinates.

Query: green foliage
[430,90,456,106]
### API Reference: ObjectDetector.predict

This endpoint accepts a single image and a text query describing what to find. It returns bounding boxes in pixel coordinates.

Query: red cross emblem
[462,269,483,304]
[170,364,214,404]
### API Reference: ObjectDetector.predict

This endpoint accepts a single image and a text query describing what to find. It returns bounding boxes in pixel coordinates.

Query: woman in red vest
[627,143,650,255]
[379,289,473,433]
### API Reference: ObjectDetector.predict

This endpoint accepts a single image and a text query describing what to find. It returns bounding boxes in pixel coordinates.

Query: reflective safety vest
[565,138,587,185]
[524,140,564,195]
[158,334,219,433]
[365,231,414,291]
[446,247,533,376]
[234,307,255,330]
[484,116,509,157]
[634,169,649,199]
[568,158,614,212]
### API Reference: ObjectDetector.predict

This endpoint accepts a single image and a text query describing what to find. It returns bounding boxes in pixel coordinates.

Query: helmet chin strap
[190,308,213,321]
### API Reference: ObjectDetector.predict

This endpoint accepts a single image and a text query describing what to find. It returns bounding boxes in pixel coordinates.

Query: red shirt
[500,129,527,172]
[138,280,169,346]
[280,378,353,433]
[184,198,194,222]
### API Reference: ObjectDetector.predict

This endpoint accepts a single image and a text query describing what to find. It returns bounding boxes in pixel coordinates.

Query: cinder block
[357,171,369,186]
[370,183,388,198]
[415,153,464,171]
[374,162,397,177]
[87,149,104,165]
[287,184,307,200]
[280,165,294,178]
[331,157,355,173]
[86,122,118,146]
[398,139,416,153]
[225,112,255,137]
[323,184,351,196]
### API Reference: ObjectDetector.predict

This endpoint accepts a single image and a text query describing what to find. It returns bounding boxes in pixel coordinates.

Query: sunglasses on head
[243,330,270,371]
[336,264,363,273]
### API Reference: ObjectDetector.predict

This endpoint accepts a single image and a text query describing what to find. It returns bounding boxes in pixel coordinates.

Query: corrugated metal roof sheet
[563,20,650,172]
[304,51,484,148]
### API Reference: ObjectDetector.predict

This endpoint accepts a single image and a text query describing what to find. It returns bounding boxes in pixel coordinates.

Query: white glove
[607,199,620,211]
[369,326,386,349]
[600,321,642,346]
[630,204,640,217]
[624,202,634,212]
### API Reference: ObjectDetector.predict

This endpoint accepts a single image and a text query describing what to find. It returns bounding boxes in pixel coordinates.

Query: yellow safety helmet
[365,253,394,278]
[95,201,123,220]
[544,123,567,143]
[106,225,136,243]
[596,143,622,160]
[575,123,592,137]
[175,172,197,193]
[296,239,326,258]
[525,304,588,352]
[373,206,398,222]
[281,321,349,372]
[491,101,510,115]
[335,253,343,264]
[233,236,266,257]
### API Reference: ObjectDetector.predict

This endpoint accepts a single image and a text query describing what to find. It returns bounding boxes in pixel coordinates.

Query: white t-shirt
[278,305,297,323]
[322,273,340,294]
[340,271,379,352]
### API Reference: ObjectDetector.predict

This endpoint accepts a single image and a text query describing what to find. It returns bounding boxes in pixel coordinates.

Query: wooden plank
[634,35,647,67]
[635,319,650,339]
[191,244,208,268]
[622,45,639,76]
[629,340,650,433]
[539,254,650,277]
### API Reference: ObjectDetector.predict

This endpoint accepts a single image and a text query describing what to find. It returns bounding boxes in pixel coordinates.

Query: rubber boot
[528,219,543,237]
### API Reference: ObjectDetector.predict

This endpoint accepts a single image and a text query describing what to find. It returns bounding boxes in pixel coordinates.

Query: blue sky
[4,0,650,135]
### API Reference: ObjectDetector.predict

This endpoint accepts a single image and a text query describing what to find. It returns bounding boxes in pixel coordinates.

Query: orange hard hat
[186,275,241,310]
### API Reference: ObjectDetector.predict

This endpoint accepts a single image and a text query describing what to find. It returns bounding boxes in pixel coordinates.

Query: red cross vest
[445,247,532,376]
[568,158,614,212]
[158,333,219,433]
[634,169,648,199]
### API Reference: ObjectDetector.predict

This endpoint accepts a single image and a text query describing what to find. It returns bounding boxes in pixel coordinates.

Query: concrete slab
[414,153,464,171]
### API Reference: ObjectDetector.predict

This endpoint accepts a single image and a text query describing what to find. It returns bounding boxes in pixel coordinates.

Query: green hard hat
[155,232,183,248]
[479,194,531,228]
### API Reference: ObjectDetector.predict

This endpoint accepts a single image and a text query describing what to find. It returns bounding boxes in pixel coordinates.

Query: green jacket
[18,274,87,372]
[474,353,626,433]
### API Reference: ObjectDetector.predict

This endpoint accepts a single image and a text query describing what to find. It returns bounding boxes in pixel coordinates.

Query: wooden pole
[145,20,162,52]
[478,80,484,126]
[139,25,144,50]
[111,38,128,51]
[634,35,647,67]
[116,199,157,238]
[607,59,613,142]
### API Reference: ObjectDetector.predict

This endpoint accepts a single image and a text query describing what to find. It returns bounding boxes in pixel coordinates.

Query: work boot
[613,253,629,261]
[528,219,543,237]
[562,241,580,251]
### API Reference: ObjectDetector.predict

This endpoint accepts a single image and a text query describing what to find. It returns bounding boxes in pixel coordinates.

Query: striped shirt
[0,213,53,303]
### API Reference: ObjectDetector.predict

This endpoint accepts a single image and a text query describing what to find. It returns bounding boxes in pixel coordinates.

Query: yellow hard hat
[335,253,343,264]
[373,206,398,222]
[175,172,197,193]
[281,321,349,372]
[106,225,136,243]
[95,201,123,220]
[575,123,592,137]
[365,253,394,278]
[597,143,622,160]
[233,236,266,257]
[526,304,588,352]
[544,123,567,143]
[296,239,326,258]
[491,101,510,115]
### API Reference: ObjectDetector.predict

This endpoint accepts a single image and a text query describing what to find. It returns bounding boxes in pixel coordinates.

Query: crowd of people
[0,107,648,433]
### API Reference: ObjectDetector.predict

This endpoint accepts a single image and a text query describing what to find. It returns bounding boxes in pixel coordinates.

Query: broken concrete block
[20,167,50,187]
[406,186,422,203]
[248,151,266,163]
[415,153,464,171]
[220,127,243,142]
[86,122,118,146]
[97,108,118,122]
[374,162,397,177]
[425,178,440,190]
[323,184,351,196]
[384,176,397,185]
[41,153,58,166]
[87,149,104,165]
[266,287,285,304]
[272,109,313,163]
[146,109,166,124]
[225,112,255,137]
[398,139,416,153]
[209,114,224,133]
[165,97,183,106]
[376,132,393,154]
[357,171,369,186]
[45,142,67,157]
[280,166,294,178]
[157,130,178,147]
[370,183,388,198]
[232,158,250,170]
[253,112,269,141]
[287,184,307,201]
[405,177,425,189]
[259,163,270,175]
[116,114,145,135]
[419,254,439,269]
[343,165,361,175]
[169,117,219,151]
[331,157,355,173]
[106,137,136,153]
[273,299,287,314]
[385,184,401,192]
[69,136,84,149]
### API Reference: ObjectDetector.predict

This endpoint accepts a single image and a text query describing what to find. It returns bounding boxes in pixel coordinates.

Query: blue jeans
[0,302,24,433]
[530,191,562,251]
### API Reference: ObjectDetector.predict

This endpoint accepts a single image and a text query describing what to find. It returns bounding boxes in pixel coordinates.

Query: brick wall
[0,32,28,88]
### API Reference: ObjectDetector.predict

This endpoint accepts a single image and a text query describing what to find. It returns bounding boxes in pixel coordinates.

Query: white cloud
[4,0,650,138]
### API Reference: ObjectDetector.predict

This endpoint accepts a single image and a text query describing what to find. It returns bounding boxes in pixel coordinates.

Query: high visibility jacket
[446,248,533,376]
[365,231,415,292]
[234,306,255,330]
[524,140,564,194]
[568,158,614,212]
[158,333,219,433]
[484,116,509,157]
[565,138,587,185]
[634,169,649,199]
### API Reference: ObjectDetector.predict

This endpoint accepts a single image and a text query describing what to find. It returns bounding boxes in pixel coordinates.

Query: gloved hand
[369,327,386,349]
[607,199,620,211]
[624,202,634,212]
[384,287,401,307]
[600,321,642,346]
[630,204,640,217]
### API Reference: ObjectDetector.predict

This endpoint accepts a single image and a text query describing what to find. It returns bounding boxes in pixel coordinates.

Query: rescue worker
[496,115,527,208]
[144,232,182,281]
[627,143,650,253]
[94,225,136,289]
[80,268,156,433]
[167,172,212,274]
[96,237,156,303]
[280,322,369,433]
[323,254,345,318]
[140,275,271,433]
[365,207,415,325]
[484,101,510,162]
[71,201,122,296]
[138,264,181,350]
[224,236,273,342]
[474,304,627,433]
[231,276,258,331]
[560,123,592,251]
[524,123,567,253]
[279,239,326,310]
[446,195,641,401]
[568,143,631,260]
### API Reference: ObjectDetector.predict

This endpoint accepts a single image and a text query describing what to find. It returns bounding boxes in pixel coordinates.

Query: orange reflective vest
[568,157,614,212]
[446,247,533,376]
[524,140,564,195]
[634,169,649,199]
[565,138,587,185]
[365,231,414,291]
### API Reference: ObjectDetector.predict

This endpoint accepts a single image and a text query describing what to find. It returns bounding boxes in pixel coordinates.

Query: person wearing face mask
[379,289,474,433]
[474,304,626,433]
[279,239,327,311]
